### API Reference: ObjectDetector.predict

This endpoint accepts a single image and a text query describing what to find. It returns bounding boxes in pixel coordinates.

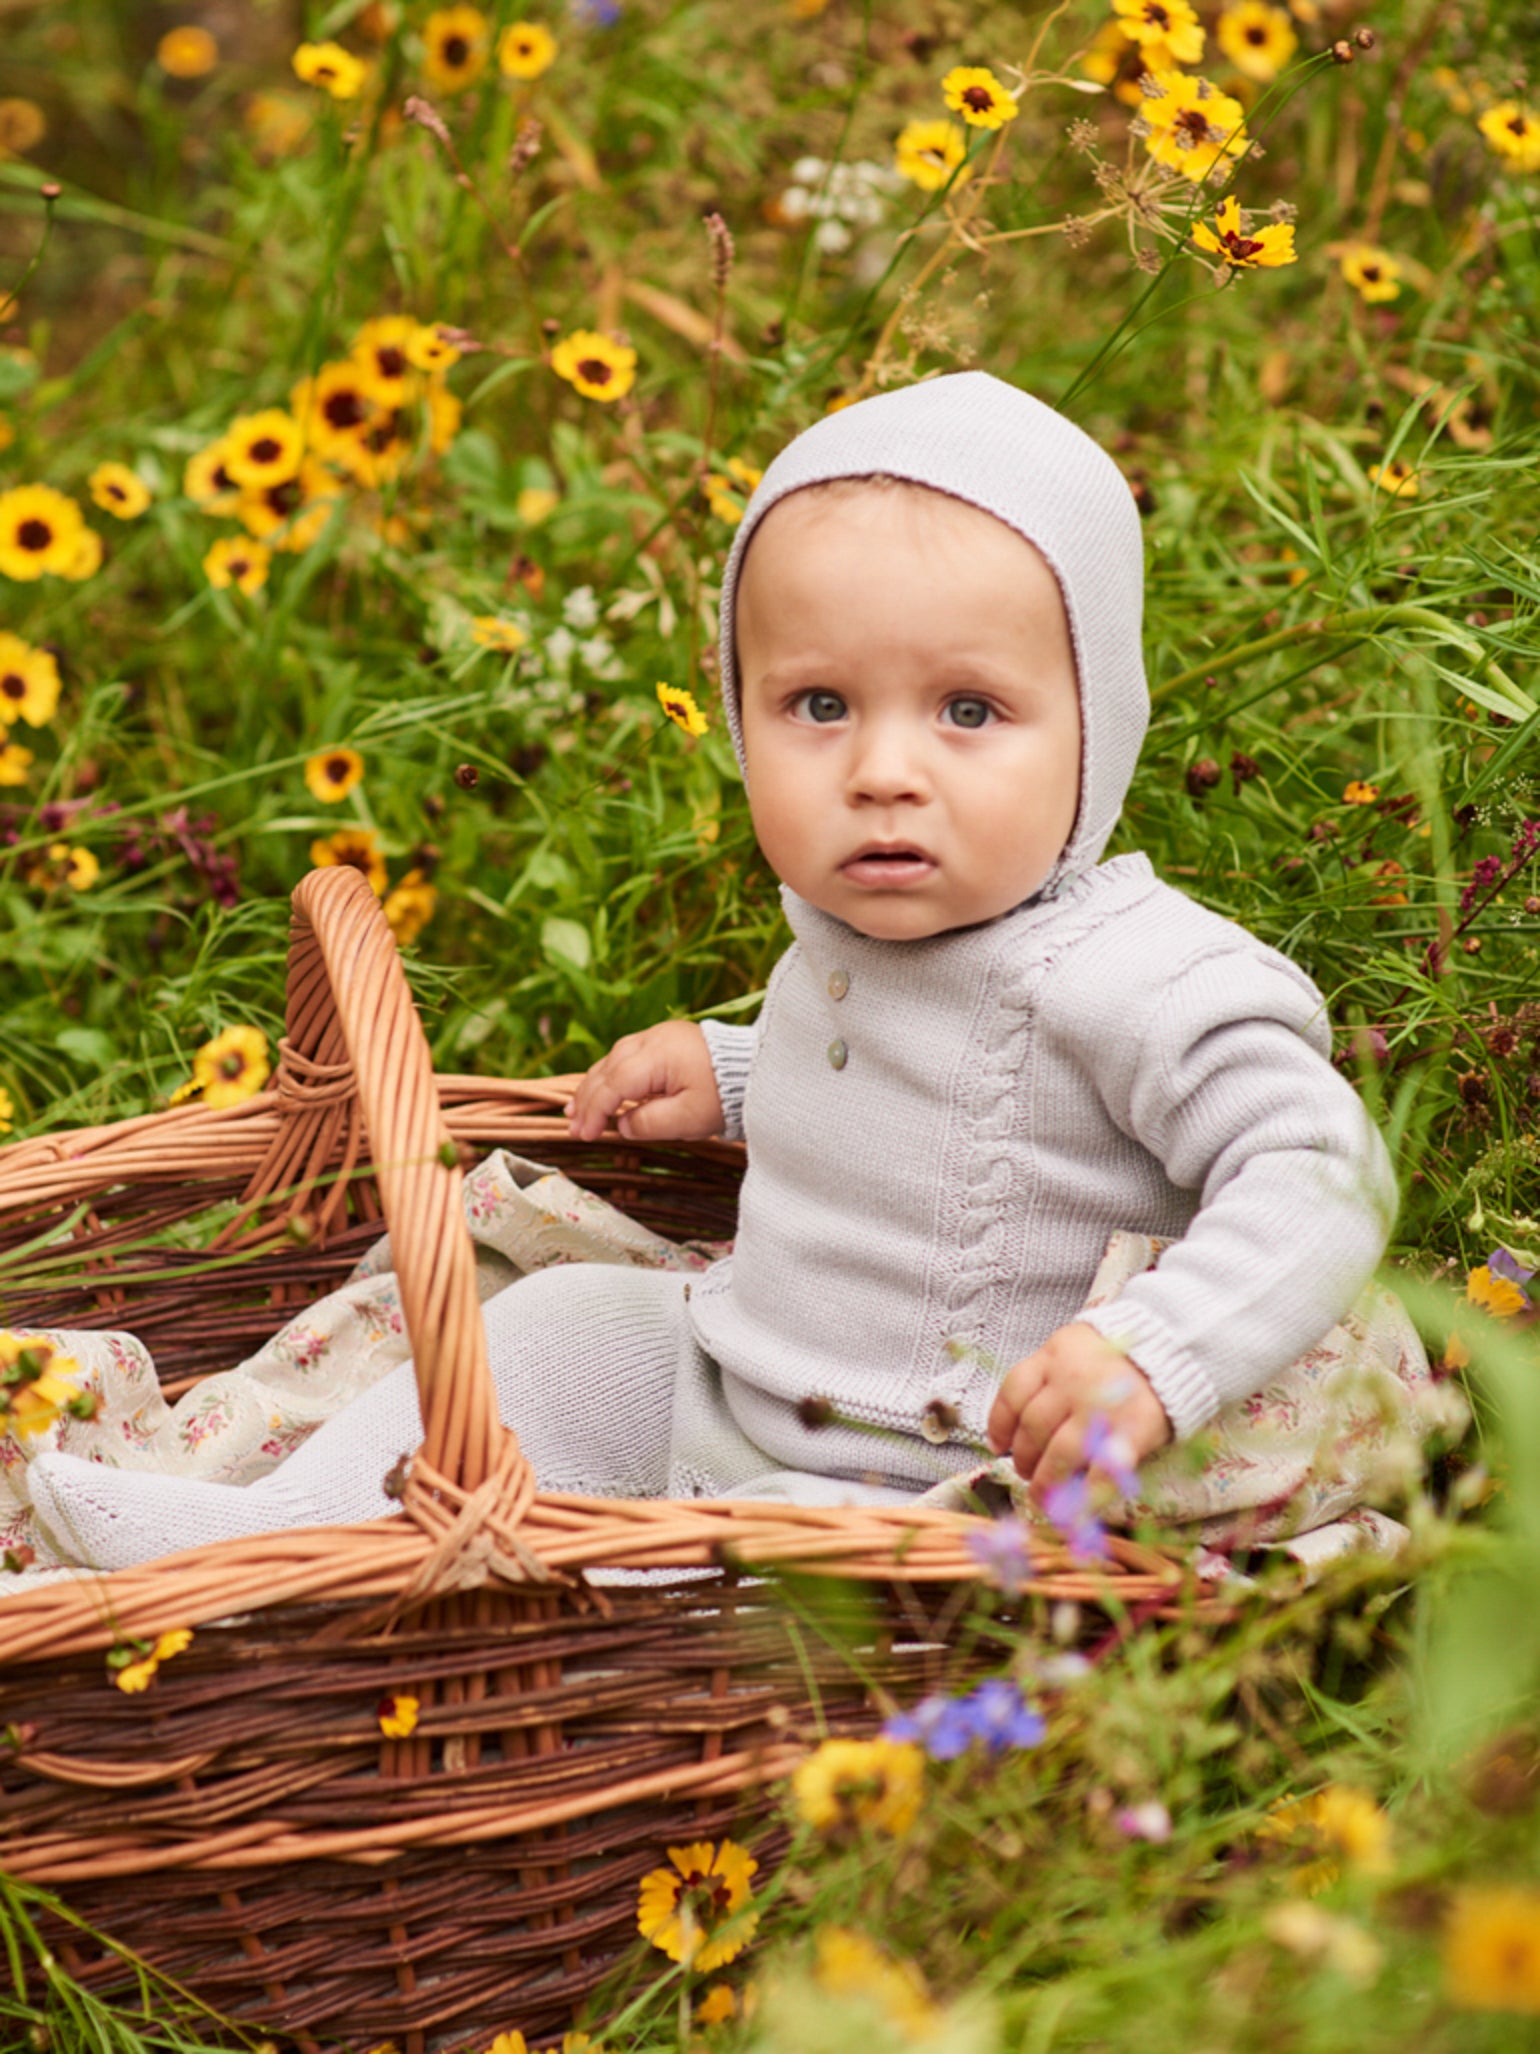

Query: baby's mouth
[840,844,937,888]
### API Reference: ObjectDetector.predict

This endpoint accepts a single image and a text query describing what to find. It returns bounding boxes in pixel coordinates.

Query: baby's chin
[796,875,1049,940]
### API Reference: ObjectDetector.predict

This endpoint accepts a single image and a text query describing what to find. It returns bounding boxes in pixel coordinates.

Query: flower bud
[1185,758,1222,797]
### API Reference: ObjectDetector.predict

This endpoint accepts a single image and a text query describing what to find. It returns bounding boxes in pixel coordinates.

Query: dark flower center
[1147,3,1170,24]
[1175,108,1210,143]
[1245,23,1266,40]
[376,347,406,379]
[249,436,282,464]
[324,390,368,429]
[213,463,235,491]
[576,357,612,384]
[444,35,469,66]
[961,85,994,111]
[1223,230,1264,260]
[366,415,404,452]
[1361,263,1381,280]
[2,674,25,699]
[315,61,338,80]
[1509,114,1530,137]
[269,479,303,515]
[677,1870,732,1923]
[106,482,127,501]
[218,1053,246,1079]
[325,754,351,781]
[17,519,52,552]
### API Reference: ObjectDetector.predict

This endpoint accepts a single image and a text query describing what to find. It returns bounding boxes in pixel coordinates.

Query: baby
[26,372,1410,1567]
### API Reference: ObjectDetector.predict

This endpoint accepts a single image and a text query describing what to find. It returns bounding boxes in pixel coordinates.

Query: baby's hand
[565,1021,726,1143]
[986,1323,1172,1500]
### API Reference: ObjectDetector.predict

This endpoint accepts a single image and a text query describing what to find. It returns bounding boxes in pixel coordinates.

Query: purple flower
[1042,1473,1110,1563]
[1084,1413,1140,1498]
[966,1514,1033,1594]
[963,1678,1045,1754]
[570,0,621,21]
[884,1692,976,1761]
[1488,1247,1536,1289]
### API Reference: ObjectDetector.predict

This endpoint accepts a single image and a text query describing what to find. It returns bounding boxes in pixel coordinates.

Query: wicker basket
[0,868,1194,2053]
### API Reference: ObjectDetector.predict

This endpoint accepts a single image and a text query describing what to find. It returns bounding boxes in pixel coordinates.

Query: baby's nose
[847,721,930,802]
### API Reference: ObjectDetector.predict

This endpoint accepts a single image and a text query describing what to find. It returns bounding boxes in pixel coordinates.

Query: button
[921,1398,960,1444]
[827,1037,848,1070]
[827,968,849,1001]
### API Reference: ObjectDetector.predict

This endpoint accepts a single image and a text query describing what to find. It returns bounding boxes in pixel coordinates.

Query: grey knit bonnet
[715,370,1149,903]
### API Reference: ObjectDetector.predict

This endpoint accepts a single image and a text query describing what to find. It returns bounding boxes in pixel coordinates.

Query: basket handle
[283,864,504,1492]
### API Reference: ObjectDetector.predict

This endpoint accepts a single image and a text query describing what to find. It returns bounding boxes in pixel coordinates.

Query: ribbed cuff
[1076,1298,1219,1443]
[699,1019,757,1141]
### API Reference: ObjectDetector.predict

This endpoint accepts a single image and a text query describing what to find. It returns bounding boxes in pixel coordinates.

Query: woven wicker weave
[0,868,1195,2052]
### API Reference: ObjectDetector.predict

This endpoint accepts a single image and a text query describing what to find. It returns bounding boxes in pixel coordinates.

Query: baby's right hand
[564,1021,726,1142]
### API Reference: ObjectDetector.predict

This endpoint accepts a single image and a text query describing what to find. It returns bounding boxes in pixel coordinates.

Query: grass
[2,0,1540,2046]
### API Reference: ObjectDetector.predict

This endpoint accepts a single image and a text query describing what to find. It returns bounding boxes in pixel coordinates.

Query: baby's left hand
[986,1323,1172,1500]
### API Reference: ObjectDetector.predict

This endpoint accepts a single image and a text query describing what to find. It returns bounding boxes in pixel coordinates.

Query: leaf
[541,916,591,972]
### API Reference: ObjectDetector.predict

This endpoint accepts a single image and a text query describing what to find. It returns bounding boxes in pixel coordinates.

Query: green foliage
[2,0,1540,2048]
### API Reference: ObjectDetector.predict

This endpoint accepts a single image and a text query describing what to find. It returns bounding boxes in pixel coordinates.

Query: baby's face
[736,483,1082,940]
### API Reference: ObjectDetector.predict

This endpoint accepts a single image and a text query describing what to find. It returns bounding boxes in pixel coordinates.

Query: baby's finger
[987,1356,1042,1455]
[1009,1384,1070,1485]
[1027,1418,1085,1505]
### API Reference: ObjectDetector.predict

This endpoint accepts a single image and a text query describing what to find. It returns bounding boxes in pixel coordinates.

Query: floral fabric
[0,1167,1437,1581]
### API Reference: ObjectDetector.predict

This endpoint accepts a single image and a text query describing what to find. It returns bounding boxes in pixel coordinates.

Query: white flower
[543,625,578,672]
[814,219,853,252]
[561,584,601,630]
[780,186,813,222]
[791,155,826,182]
[578,634,623,679]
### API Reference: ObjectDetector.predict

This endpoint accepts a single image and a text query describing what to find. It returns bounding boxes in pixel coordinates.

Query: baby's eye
[793,689,847,724]
[943,696,994,730]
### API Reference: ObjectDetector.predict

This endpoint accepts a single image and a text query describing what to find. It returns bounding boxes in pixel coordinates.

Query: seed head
[509,116,543,179]
[703,210,735,291]
[402,95,452,145]
[1353,26,1376,49]
[1331,39,1355,63]
[1186,758,1222,797]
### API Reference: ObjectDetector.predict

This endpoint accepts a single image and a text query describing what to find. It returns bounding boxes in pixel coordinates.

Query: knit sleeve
[1072,944,1399,1441]
[698,1018,759,1142]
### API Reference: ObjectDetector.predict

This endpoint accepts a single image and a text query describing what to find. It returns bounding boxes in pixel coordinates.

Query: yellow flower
[312,827,388,895]
[384,868,438,947]
[305,747,365,803]
[377,1692,421,1738]
[791,1737,923,1838]
[425,382,462,455]
[1114,0,1205,66]
[636,1840,759,1972]
[1136,71,1250,183]
[89,462,152,520]
[696,1985,737,2025]
[1308,1784,1394,1876]
[657,681,709,738]
[704,456,763,524]
[499,22,558,79]
[352,317,423,408]
[203,535,272,594]
[224,409,305,490]
[941,66,1020,129]
[193,1025,271,1109]
[59,527,102,582]
[1339,243,1401,303]
[1367,458,1419,499]
[1342,779,1379,804]
[894,117,970,192]
[516,485,560,524]
[1190,194,1296,268]
[0,743,32,785]
[0,634,62,727]
[338,411,413,489]
[238,458,342,553]
[550,330,638,402]
[0,1334,82,1441]
[157,26,219,78]
[406,323,461,374]
[0,1085,12,1134]
[1215,1,1297,82]
[0,99,48,157]
[471,616,527,652]
[293,41,369,100]
[813,1928,941,2040]
[1444,1886,1540,2012]
[422,7,490,92]
[1478,102,1540,174]
[245,91,313,159]
[183,438,241,512]
[1467,1265,1529,1318]
[292,360,384,459]
[0,484,87,582]
[1076,23,1149,104]
[52,844,99,892]
[485,2036,525,2054]
[109,1628,193,1695]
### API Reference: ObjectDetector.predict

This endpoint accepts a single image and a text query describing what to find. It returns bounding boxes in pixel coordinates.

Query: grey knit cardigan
[690,373,1397,1463]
